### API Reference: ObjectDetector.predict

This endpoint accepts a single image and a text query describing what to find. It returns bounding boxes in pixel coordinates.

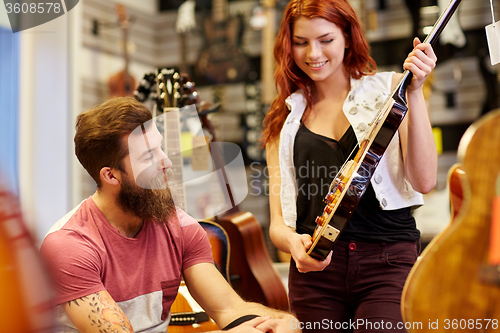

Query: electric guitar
[307,0,462,260]
[196,0,250,83]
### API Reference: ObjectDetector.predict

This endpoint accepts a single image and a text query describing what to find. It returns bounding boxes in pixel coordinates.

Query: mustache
[135,164,175,190]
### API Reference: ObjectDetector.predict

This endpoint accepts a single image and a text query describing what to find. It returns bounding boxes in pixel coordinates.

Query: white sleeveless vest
[278,72,424,229]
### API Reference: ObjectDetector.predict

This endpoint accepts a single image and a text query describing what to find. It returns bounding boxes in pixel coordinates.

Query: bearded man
[40,97,297,333]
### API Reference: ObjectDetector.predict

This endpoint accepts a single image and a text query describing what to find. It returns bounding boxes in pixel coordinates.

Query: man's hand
[255,316,300,333]
[227,317,272,333]
[227,316,300,333]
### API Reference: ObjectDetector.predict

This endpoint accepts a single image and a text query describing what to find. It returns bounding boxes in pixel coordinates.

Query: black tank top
[293,124,420,243]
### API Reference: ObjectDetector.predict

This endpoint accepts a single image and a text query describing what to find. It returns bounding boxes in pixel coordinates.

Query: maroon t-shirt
[40,197,213,332]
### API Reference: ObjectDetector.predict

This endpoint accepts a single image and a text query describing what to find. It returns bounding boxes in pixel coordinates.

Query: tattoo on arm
[67,292,134,332]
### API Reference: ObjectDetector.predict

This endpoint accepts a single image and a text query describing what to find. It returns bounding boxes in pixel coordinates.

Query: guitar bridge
[321,224,340,242]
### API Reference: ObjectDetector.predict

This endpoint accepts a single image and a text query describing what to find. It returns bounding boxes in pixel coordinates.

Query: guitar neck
[116,4,131,75]
[121,26,130,74]
[261,1,276,106]
[212,0,227,22]
[163,108,187,211]
[423,0,461,46]
[392,0,461,105]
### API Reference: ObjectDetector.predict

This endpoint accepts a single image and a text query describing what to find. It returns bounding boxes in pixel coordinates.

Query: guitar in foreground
[307,0,462,260]
[402,109,500,332]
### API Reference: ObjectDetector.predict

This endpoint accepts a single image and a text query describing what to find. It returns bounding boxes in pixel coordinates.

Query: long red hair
[262,0,376,145]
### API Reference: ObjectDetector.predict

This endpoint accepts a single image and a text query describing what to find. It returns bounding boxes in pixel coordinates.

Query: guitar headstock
[115,3,130,29]
[134,68,199,114]
[175,0,197,34]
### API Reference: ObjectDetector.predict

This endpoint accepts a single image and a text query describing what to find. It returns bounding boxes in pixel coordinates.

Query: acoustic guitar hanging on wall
[108,3,136,98]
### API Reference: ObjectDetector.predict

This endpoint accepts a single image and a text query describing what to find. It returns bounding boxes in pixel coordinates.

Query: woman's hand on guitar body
[289,233,332,273]
[403,37,437,92]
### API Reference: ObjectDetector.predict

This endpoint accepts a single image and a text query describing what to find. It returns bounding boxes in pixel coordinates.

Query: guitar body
[309,95,407,260]
[108,69,136,97]
[0,183,54,331]
[448,163,465,220]
[168,221,231,333]
[402,110,500,332]
[197,16,250,84]
[216,212,289,311]
[169,281,220,333]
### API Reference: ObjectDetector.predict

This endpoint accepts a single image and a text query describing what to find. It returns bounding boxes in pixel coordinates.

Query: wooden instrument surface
[0,182,54,331]
[168,281,219,333]
[448,163,466,220]
[216,212,289,311]
[168,221,231,333]
[401,109,500,332]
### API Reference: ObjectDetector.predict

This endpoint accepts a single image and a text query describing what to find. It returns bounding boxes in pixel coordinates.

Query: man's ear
[99,167,121,186]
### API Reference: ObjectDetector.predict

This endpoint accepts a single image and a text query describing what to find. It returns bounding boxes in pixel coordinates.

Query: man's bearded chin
[117,172,176,224]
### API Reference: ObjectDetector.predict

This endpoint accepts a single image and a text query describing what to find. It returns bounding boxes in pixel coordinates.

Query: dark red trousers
[288,240,419,333]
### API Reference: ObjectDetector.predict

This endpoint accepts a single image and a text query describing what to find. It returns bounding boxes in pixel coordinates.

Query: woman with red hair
[263,0,437,330]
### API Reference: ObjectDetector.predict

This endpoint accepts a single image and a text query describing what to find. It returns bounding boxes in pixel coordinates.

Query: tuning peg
[134,91,145,101]
[140,78,151,90]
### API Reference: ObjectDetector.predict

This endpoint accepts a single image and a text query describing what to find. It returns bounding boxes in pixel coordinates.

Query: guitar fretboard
[162,108,187,211]
[261,1,277,105]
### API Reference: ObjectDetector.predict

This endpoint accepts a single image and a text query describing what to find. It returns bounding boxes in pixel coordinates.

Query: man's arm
[183,262,297,332]
[62,290,134,333]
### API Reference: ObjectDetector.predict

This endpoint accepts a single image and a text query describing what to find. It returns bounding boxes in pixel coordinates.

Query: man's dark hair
[74,97,152,187]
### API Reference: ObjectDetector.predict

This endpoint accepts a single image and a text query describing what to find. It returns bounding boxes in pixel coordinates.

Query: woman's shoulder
[355,71,397,92]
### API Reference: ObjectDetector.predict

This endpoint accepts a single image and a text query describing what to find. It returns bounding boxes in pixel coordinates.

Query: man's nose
[158,152,172,171]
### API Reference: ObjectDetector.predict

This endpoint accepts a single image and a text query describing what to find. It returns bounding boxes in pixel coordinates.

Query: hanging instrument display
[401,109,500,332]
[307,0,462,260]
